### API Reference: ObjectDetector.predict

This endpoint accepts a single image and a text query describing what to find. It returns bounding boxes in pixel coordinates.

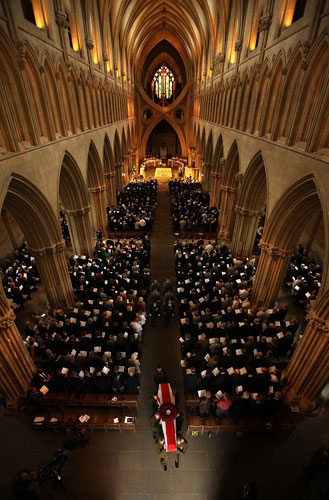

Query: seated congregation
[175,239,300,419]
[1,244,40,311]
[285,243,322,310]
[107,179,157,233]
[169,179,219,234]
[25,237,152,409]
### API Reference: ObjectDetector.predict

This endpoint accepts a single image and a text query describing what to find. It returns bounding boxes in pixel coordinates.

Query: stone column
[231,206,262,257]
[90,185,107,235]
[209,172,218,207]
[284,310,329,412]
[218,184,238,240]
[65,206,93,256]
[104,172,117,206]
[115,163,123,191]
[210,172,222,208]
[0,287,36,406]
[29,241,75,310]
[250,240,293,308]
[213,173,222,209]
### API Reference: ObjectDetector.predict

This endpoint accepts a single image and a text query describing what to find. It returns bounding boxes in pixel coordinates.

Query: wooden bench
[44,392,138,410]
[32,410,137,432]
[187,415,295,436]
[185,393,200,410]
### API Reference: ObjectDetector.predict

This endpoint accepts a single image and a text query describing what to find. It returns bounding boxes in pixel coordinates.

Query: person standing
[149,301,161,327]
[174,435,188,468]
[154,437,168,471]
[164,299,175,328]
[150,412,161,439]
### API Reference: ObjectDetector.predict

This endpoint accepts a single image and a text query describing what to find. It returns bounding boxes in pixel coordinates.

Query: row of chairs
[187,415,296,436]
[107,231,152,237]
[32,410,136,432]
[44,392,138,410]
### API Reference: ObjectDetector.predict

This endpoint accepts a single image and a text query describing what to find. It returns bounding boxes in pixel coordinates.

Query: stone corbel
[86,39,94,51]
[258,14,272,32]
[234,40,242,52]
[16,40,26,70]
[55,11,69,30]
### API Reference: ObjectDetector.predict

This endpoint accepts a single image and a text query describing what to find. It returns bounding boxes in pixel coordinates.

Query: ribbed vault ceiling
[99,0,228,79]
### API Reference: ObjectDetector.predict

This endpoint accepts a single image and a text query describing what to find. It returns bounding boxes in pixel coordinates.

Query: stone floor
[1,183,329,499]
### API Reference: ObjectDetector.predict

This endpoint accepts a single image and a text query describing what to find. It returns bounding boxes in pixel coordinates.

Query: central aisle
[138,182,184,423]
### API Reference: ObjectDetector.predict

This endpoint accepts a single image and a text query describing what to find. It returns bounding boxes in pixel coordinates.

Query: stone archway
[87,140,107,235]
[251,174,327,308]
[231,151,267,257]
[3,173,74,309]
[59,151,93,256]
[140,115,187,158]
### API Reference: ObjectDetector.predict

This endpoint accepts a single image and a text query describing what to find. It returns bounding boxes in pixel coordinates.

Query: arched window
[21,0,36,25]
[66,13,73,49]
[292,0,306,23]
[152,65,175,106]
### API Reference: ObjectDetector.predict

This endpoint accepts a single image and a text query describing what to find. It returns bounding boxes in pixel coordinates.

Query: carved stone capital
[258,240,293,258]
[306,309,329,335]
[219,158,226,167]
[90,185,106,194]
[28,241,66,257]
[218,53,225,63]
[65,206,91,217]
[104,172,116,178]
[235,206,262,217]
[0,309,16,330]
[220,184,237,194]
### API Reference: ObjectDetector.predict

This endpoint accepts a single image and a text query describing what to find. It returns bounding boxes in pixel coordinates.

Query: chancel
[0,1,329,499]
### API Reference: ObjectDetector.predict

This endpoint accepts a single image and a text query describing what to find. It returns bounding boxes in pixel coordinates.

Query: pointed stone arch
[87,140,107,234]
[2,173,74,309]
[251,174,327,307]
[272,47,302,142]
[59,151,93,256]
[232,151,267,257]
[140,114,187,158]
[290,37,329,150]
[218,140,240,240]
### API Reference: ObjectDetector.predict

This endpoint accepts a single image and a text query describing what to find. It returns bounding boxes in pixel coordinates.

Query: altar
[155,166,172,181]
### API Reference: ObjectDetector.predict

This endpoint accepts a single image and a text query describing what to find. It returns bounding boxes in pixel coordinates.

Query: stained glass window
[152,65,175,101]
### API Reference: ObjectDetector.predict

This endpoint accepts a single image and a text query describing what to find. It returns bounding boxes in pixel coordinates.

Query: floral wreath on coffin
[159,401,179,422]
